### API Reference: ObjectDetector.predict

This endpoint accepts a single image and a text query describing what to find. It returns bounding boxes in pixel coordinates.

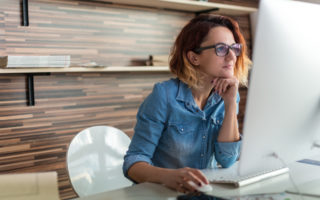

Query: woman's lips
[223,65,233,70]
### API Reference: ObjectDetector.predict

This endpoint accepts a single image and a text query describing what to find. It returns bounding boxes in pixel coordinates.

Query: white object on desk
[67,126,132,197]
[239,0,320,177]
[0,171,59,200]
[187,181,213,192]
[203,162,289,187]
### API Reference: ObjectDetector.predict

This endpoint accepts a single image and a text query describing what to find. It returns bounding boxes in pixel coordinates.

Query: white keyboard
[203,163,289,187]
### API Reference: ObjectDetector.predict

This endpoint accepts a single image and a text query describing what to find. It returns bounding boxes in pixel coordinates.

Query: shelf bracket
[26,74,34,106]
[26,73,50,106]
[21,0,29,26]
[195,8,219,16]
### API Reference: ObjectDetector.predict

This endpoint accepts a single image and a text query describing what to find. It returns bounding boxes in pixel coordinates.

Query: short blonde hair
[169,14,251,88]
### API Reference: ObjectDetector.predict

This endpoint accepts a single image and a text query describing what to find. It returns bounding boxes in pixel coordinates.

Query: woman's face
[196,26,237,79]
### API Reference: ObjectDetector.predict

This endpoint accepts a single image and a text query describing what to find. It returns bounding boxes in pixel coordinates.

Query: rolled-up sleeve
[123,83,167,182]
[214,139,241,168]
[214,92,242,168]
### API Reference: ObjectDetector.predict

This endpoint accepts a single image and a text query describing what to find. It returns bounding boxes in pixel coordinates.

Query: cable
[270,152,304,200]
[312,141,320,149]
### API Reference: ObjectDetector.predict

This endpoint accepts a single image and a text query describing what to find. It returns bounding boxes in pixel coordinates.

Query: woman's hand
[160,167,209,193]
[212,77,239,106]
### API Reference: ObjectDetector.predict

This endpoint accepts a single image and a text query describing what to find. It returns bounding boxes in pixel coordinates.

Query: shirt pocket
[211,115,224,126]
[168,122,197,135]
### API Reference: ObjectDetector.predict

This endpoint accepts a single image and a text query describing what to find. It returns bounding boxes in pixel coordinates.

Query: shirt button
[202,136,206,139]
[217,120,220,123]
[201,154,204,157]
[180,128,184,132]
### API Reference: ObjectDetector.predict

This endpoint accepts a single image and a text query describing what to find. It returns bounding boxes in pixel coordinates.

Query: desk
[76,158,320,200]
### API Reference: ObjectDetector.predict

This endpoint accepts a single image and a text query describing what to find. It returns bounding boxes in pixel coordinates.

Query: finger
[213,78,218,86]
[182,180,197,193]
[191,169,209,185]
[222,80,230,93]
[184,171,202,187]
[214,78,222,94]
[212,78,218,91]
[230,77,239,88]
[211,80,216,90]
[222,79,231,94]
[176,183,186,193]
[225,78,239,93]
[177,180,193,193]
[211,79,215,86]
[217,79,225,95]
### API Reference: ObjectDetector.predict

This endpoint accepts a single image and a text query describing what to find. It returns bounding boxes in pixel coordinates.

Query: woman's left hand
[212,77,239,106]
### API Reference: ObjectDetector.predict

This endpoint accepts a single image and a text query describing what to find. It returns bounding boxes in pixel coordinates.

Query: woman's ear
[187,51,200,66]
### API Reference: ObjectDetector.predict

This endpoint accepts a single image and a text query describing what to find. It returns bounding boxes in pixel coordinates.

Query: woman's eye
[216,45,227,54]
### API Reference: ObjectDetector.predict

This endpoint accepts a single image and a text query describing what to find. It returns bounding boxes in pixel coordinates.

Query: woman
[123,14,251,193]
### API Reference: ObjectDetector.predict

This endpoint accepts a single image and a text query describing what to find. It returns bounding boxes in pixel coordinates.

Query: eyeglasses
[194,43,242,57]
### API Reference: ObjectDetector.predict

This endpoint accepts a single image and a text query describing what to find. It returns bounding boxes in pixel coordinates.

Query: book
[0,55,71,68]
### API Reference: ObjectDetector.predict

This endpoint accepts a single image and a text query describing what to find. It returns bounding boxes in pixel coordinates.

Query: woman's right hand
[160,167,209,193]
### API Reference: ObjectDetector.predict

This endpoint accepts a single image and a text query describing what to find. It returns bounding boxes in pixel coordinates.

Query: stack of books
[0,55,70,68]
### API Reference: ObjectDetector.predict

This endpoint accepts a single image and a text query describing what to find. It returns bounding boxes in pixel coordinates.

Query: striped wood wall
[0,0,252,199]
[0,0,192,66]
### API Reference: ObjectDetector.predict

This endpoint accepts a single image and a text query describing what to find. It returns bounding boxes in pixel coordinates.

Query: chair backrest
[67,126,132,197]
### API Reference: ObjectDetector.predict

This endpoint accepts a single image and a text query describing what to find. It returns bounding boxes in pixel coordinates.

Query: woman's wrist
[224,101,237,111]
[146,166,171,184]
[128,162,169,184]
[156,168,172,184]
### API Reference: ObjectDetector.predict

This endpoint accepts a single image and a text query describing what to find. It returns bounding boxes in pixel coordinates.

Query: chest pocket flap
[168,122,196,134]
[211,115,224,126]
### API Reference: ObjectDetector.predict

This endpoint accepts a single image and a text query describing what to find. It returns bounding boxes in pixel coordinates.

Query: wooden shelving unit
[0,0,257,75]
[0,66,170,106]
[105,0,257,15]
[0,66,170,74]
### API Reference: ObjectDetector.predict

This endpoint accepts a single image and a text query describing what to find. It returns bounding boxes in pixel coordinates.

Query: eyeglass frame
[193,42,242,57]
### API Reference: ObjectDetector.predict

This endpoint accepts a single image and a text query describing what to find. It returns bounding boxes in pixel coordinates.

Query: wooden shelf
[105,0,257,15]
[0,66,170,74]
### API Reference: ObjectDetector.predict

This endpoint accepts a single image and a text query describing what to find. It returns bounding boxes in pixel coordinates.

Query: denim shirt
[123,78,241,181]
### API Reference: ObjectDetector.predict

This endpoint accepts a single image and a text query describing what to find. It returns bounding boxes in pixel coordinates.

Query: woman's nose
[225,49,237,62]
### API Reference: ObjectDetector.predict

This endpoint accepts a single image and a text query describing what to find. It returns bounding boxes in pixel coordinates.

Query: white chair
[66,126,132,197]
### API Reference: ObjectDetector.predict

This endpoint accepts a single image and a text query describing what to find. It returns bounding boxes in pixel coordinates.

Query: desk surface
[76,157,320,200]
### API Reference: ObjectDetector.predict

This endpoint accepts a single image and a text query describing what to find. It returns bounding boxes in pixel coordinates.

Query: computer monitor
[239,0,320,176]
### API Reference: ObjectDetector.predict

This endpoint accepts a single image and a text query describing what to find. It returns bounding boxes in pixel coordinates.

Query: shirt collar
[207,90,222,106]
[176,79,222,106]
[176,80,194,105]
